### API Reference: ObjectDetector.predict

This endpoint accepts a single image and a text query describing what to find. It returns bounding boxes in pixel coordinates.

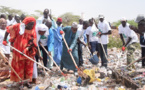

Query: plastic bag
[83,69,95,83]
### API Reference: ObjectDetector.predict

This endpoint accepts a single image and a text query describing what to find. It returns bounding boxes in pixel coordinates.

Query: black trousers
[98,44,108,67]
[142,47,145,67]
[78,43,83,66]
[35,46,48,67]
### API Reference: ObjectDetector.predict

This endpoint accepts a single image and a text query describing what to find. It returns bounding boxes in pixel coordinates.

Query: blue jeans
[90,41,99,54]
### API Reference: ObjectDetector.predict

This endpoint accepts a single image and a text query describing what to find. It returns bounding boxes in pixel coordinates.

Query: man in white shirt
[0,18,10,59]
[118,17,139,69]
[77,21,89,66]
[37,9,52,25]
[86,19,99,55]
[7,14,13,26]
[97,15,111,67]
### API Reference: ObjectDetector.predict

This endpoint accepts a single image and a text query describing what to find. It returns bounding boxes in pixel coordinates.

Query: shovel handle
[8,45,51,72]
[0,49,22,81]
[40,43,67,76]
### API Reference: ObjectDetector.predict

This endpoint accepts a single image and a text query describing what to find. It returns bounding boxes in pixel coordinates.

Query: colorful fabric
[7,17,37,82]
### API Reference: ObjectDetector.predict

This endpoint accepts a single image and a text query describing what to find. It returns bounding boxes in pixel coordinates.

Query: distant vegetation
[0,6,80,26]
[112,20,138,28]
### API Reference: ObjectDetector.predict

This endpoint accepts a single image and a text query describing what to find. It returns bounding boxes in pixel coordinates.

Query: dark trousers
[90,41,99,54]
[35,46,48,67]
[142,47,145,67]
[98,43,108,67]
[78,43,83,66]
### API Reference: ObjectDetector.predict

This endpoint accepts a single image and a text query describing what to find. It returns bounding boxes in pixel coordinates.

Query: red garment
[7,17,37,82]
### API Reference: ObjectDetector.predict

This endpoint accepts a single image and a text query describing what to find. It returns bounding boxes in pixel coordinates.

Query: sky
[0,0,145,22]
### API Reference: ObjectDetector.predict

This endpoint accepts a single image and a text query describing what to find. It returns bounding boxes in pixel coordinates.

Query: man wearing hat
[130,14,145,67]
[60,22,79,72]
[118,17,139,70]
[97,15,111,68]
[53,18,63,65]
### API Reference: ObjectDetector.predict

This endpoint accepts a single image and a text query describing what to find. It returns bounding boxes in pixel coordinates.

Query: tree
[59,12,80,26]
[0,6,26,17]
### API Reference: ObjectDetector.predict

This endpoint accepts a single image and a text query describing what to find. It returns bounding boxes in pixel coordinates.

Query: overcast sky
[0,0,145,22]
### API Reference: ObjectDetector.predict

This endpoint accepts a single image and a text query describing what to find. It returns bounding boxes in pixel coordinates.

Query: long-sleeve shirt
[47,27,54,52]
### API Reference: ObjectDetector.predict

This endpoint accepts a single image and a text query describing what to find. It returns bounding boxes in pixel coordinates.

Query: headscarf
[19,17,36,35]
[36,24,49,45]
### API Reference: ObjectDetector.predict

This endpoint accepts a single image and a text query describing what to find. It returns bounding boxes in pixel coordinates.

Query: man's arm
[120,34,125,46]
[92,18,98,28]
[3,32,9,41]
[124,37,132,47]
[100,30,112,36]
[129,25,143,35]
[77,38,86,46]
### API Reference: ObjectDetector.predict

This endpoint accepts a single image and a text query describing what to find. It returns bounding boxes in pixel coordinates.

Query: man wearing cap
[53,18,63,65]
[97,15,111,67]
[118,17,139,70]
[60,22,79,72]
[130,14,145,67]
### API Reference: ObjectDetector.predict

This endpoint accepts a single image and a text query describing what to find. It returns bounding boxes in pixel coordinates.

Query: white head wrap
[71,22,78,28]
[36,24,49,45]
[37,24,48,32]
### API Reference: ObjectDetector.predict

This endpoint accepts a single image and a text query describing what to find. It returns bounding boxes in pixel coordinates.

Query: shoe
[25,82,32,88]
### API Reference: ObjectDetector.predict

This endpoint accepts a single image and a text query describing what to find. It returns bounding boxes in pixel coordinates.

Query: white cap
[71,22,78,28]
[135,14,145,23]
[98,14,104,19]
[121,17,127,21]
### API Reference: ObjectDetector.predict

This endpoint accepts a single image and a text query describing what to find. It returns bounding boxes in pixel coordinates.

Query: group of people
[0,8,145,88]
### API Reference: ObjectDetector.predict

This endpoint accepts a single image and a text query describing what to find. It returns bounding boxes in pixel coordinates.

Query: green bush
[108,35,141,49]
[112,20,138,27]
[108,35,122,48]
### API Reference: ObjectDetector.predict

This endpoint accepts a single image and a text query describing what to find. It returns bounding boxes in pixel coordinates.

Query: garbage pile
[0,47,144,90]
[32,47,143,90]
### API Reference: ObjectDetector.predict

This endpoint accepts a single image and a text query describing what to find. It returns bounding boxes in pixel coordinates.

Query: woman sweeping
[3,17,37,88]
